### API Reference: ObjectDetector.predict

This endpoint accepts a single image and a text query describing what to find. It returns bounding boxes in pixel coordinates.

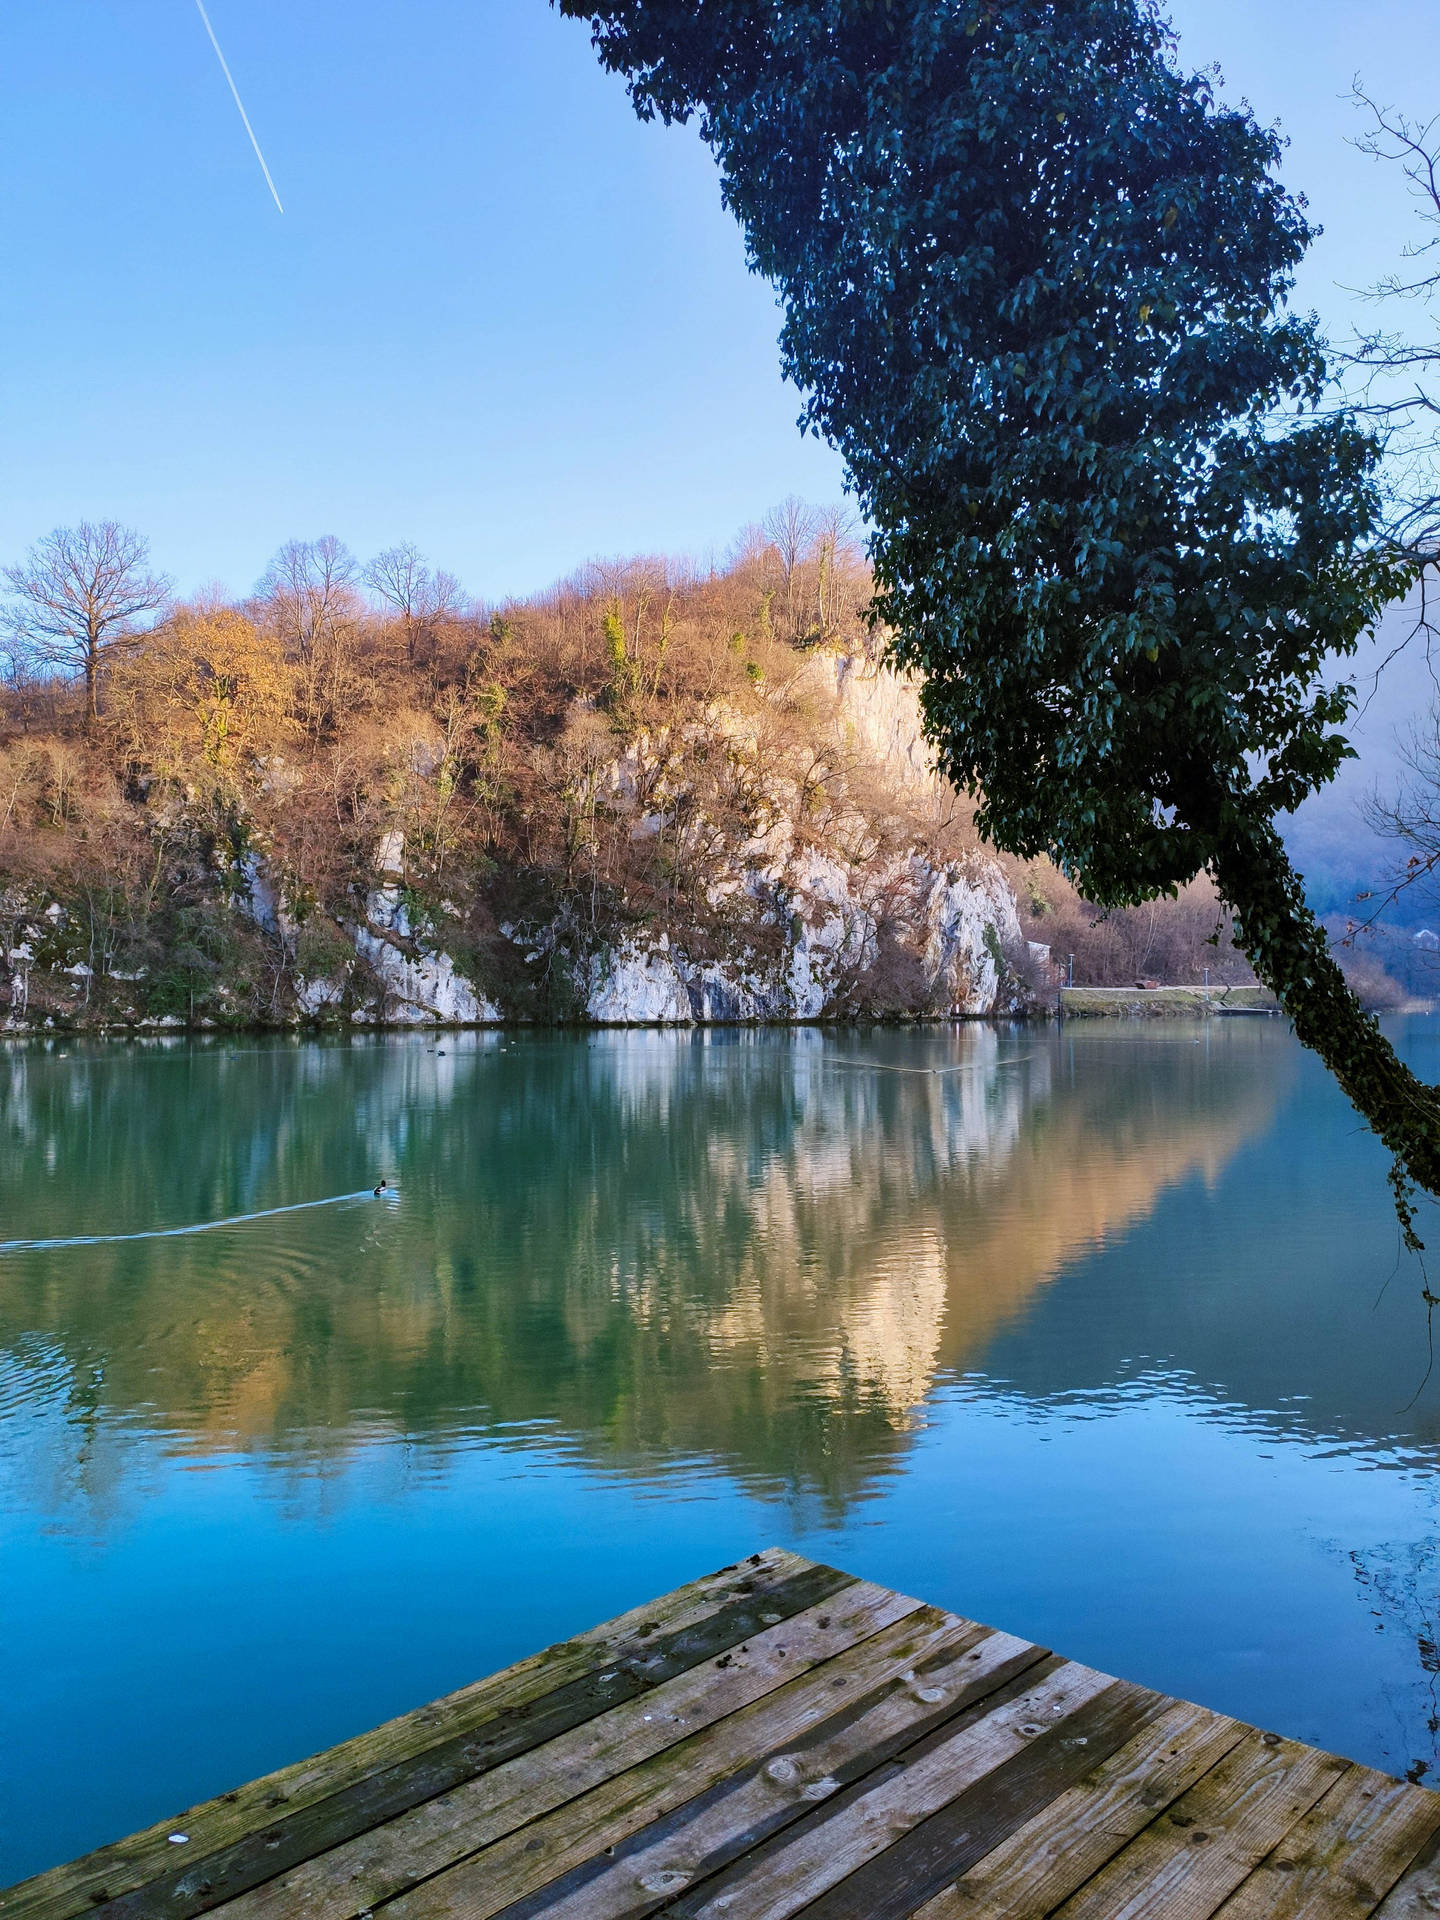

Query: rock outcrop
[520,654,1028,1025]
[1,651,1033,1032]
[294,878,502,1027]
[574,845,1022,1025]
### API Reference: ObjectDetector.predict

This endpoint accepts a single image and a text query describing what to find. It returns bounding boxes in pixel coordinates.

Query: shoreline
[6,989,1425,1039]
[0,1007,1051,1042]
[1059,984,1280,1019]
[1059,984,1431,1019]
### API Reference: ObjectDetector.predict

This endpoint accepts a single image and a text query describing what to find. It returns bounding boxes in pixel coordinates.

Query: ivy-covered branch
[1204,790,1440,1232]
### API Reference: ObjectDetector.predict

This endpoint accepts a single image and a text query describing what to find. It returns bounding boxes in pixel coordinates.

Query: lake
[2,1017,1439,1884]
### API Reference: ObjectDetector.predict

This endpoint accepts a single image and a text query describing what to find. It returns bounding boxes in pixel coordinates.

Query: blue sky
[0,0,1436,603]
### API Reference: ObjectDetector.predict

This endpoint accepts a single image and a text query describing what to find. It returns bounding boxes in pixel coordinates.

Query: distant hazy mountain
[1284,599,1440,928]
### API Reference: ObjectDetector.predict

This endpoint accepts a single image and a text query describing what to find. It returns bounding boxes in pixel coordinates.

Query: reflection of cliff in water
[0,1025,1281,1509]
[975,1023,1440,1462]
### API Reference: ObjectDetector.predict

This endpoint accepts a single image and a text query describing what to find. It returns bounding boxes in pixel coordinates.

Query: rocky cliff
[262,652,1026,1027]
[2,648,1032,1033]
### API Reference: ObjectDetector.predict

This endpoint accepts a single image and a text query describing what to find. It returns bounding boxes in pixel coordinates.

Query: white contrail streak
[193,0,284,213]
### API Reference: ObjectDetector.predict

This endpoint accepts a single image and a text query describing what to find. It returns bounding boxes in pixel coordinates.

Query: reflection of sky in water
[1,1019,1439,1881]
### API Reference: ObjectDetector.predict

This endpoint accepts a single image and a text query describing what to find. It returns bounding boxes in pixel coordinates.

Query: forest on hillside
[0,506,1396,1029]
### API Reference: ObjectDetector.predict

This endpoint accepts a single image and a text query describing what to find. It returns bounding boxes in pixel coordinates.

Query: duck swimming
[373,1179,388,1197]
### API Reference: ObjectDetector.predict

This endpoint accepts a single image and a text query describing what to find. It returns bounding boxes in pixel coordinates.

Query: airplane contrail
[192,0,284,214]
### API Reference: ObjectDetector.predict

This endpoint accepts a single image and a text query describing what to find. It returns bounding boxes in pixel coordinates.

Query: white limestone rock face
[356,881,501,1025]
[238,840,501,1025]
[573,844,1022,1025]
[915,856,1023,1015]
[585,939,693,1024]
[235,852,283,939]
[294,973,347,1016]
[777,845,880,1017]
[685,964,778,1022]
[824,651,943,802]
[375,828,406,877]
[355,935,500,1024]
[558,650,1029,1024]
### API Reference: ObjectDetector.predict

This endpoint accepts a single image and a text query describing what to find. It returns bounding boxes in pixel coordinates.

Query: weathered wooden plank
[387,1620,1051,1920]
[208,1579,929,1920]
[1210,1765,1440,1920]
[17,1553,1440,1920]
[1,1556,799,1920]
[0,1550,830,1920]
[794,1684,1191,1920]
[1370,1825,1440,1919]
[1046,1732,1351,1920]
[643,1659,1130,1920]
[89,1560,854,1920]
[906,1699,1248,1920]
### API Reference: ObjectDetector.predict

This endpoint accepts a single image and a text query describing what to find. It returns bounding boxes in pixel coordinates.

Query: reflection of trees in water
[0,1027,1278,1511]
[1349,1532,1440,1784]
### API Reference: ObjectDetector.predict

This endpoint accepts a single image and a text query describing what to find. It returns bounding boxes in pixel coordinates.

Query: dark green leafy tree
[559,0,1440,1228]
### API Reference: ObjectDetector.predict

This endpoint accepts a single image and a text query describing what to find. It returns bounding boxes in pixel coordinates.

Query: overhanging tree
[559,0,1440,1228]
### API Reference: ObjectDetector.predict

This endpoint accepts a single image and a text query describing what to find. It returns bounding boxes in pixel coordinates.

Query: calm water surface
[3,1019,1440,1880]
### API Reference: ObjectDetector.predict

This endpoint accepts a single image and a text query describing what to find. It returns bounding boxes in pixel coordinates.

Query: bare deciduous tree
[1365,717,1440,925]
[2,522,171,724]
[363,542,463,669]
[256,535,358,666]
[255,536,364,741]
[762,496,821,637]
[1335,95,1440,925]
[1347,92,1440,582]
[812,502,862,639]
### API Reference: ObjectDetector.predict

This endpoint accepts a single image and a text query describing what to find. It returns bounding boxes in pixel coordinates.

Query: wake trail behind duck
[0,1190,376,1254]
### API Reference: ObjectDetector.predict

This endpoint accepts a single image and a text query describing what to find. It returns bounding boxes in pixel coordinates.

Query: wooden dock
[7,1548,1440,1920]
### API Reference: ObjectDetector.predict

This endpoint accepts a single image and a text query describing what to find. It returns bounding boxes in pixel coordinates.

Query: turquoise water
[2,1019,1439,1882]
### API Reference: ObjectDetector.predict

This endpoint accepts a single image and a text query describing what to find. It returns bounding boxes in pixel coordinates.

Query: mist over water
[2,1020,1439,1881]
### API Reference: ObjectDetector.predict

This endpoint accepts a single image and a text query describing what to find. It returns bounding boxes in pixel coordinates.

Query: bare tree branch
[2,522,171,724]
[363,542,464,670]
[1342,89,1440,604]
[761,496,822,639]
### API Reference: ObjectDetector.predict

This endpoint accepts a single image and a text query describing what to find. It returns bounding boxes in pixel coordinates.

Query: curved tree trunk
[85,619,101,727]
[1209,809,1440,1227]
